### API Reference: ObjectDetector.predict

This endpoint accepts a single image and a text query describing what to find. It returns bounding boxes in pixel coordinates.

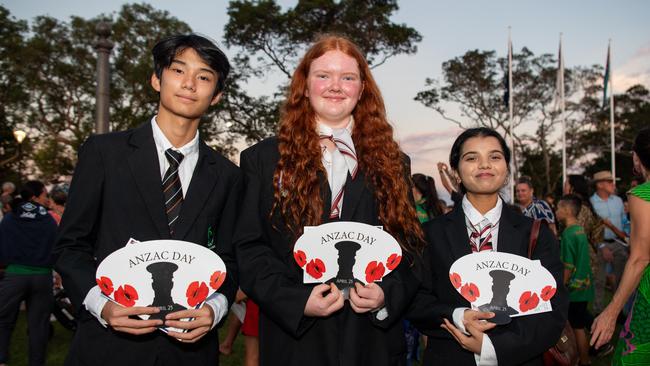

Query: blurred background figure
[412,173,445,223]
[516,176,558,236]
[0,181,58,366]
[48,184,68,225]
[0,183,16,223]
[437,162,462,204]
[591,127,650,366]
[590,171,629,300]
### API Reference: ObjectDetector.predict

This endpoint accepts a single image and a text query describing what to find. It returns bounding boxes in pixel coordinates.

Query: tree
[0,6,28,182]
[415,47,577,192]
[222,0,422,139]
[568,83,650,189]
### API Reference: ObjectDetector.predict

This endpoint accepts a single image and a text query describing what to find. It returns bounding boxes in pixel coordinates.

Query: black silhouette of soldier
[478,269,518,324]
[326,241,362,299]
[146,262,186,321]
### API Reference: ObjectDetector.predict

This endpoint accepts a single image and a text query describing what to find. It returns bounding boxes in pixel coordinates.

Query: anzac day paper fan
[448,251,557,324]
[95,240,227,332]
[293,221,402,290]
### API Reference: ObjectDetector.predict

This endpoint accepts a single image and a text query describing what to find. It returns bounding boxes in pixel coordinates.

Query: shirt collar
[462,194,503,227]
[151,116,199,157]
[317,115,354,136]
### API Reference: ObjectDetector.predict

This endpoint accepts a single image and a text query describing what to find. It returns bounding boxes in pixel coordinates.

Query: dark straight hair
[412,173,444,219]
[20,180,46,201]
[449,127,511,193]
[633,127,650,171]
[152,34,230,95]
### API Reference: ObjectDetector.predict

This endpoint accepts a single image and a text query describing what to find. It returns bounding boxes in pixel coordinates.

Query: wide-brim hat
[592,170,618,182]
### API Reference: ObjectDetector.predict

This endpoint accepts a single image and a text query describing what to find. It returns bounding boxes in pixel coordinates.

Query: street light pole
[0,130,26,167]
[94,21,114,135]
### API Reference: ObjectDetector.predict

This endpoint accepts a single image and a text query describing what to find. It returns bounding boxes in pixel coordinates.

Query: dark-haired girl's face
[456,136,508,195]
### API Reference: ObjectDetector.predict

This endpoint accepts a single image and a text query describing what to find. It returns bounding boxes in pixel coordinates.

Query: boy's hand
[165,305,214,343]
[101,301,162,335]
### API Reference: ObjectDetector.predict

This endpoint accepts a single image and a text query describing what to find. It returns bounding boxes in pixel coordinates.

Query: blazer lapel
[446,205,473,260]
[340,170,366,221]
[173,141,218,240]
[319,170,334,223]
[127,123,170,239]
[496,206,527,256]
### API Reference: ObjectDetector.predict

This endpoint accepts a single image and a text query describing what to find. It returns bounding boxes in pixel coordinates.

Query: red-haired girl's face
[305,50,363,128]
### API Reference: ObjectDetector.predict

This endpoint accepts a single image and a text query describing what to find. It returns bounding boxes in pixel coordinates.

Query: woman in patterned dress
[591,127,650,365]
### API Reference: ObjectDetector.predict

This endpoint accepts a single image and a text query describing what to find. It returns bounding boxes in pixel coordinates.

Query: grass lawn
[7,311,613,366]
[7,312,245,366]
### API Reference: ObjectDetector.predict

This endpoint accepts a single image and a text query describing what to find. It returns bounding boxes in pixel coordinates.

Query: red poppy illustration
[294,250,307,268]
[519,291,540,312]
[96,276,114,296]
[365,261,386,283]
[449,272,462,289]
[540,286,556,301]
[114,284,138,307]
[305,258,326,279]
[460,283,480,302]
[386,253,402,271]
[209,271,227,291]
[186,281,209,307]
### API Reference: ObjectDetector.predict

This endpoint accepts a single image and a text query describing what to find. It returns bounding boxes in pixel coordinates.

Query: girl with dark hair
[234,35,424,366]
[412,173,445,222]
[591,127,650,366]
[408,127,567,365]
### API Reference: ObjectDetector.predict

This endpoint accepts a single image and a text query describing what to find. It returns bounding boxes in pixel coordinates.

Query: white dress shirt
[451,195,503,366]
[318,116,355,218]
[316,117,388,320]
[83,116,228,329]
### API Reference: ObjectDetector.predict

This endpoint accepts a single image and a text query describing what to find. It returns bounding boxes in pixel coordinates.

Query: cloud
[614,42,650,93]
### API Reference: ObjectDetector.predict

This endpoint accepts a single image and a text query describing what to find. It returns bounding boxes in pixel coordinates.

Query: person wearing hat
[589,171,629,308]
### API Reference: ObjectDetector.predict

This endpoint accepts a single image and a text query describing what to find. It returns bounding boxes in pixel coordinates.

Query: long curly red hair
[272,35,424,253]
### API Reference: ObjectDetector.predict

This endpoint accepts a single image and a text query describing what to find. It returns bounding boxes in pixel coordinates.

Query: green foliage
[222,0,422,140]
[0,6,28,180]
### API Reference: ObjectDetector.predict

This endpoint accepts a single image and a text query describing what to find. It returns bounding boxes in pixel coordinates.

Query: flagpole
[608,40,616,182]
[558,33,566,187]
[508,27,514,203]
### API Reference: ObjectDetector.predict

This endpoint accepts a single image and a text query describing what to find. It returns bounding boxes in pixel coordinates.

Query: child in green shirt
[557,195,595,366]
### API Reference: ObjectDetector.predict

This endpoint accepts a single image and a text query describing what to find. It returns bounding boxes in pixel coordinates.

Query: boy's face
[151,48,222,120]
[555,202,569,222]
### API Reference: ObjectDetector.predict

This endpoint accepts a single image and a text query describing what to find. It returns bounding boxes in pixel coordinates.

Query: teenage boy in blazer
[54,34,241,366]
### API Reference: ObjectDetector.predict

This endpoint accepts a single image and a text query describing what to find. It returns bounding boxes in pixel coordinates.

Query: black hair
[449,127,511,193]
[152,34,230,95]
[567,175,590,203]
[411,173,444,219]
[19,180,46,201]
[559,194,582,218]
[633,127,650,170]
[50,189,67,206]
[516,176,534,190]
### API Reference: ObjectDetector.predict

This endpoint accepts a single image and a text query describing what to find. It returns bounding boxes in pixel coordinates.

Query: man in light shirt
[54,34,241,366]
[589,170,628,313]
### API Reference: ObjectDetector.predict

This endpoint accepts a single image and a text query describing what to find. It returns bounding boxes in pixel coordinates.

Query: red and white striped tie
[469,219,493,252]
[319,128,357,219]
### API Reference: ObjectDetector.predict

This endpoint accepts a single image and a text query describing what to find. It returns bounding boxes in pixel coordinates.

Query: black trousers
[0,273,53,366]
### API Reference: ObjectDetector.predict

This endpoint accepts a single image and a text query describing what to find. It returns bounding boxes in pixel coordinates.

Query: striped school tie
[469,218,493,252]
[319,129,358,219]
[162,149,184,235]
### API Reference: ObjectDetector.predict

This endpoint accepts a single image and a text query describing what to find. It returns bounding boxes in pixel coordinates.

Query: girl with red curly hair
[234,35,424,365]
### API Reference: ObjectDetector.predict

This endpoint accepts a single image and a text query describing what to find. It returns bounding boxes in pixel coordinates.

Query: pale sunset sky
[4,0,649,199]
